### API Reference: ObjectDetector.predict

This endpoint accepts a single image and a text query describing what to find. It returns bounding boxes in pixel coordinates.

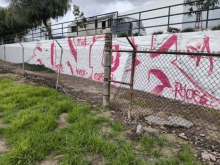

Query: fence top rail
[118,0,204,18]
[111,50,220,57]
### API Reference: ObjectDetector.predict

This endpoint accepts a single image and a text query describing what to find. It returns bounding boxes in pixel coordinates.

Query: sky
[0,0,155,24]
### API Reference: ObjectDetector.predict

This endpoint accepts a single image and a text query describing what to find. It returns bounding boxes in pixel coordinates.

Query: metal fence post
[167,7,171,32]
[103,30,112,108]
[62,23,64,38]
[206,0,210,29]
[3,43,6,69]
[19,42,25,75]
[126,36,136,119]
[138,12,141,36]
[116,11,118,38]
[55,40,64,90]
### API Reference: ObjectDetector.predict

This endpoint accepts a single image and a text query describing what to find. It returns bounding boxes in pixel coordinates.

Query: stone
[136,124,143,134]
[201,152,216,162]
[165,116,193,128]
[200,134,205,137]
[145,116,167,125]
[179,133,188,140]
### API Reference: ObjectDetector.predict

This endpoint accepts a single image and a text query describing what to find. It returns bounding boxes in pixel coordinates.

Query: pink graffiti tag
[187,36,213,75]
[68,38,77,63]
[101,44,121,73]
[76,37,90,47]
[27,42,42,62]
[148,69,172,95]
[37,59,43,65]
[125,36,141,72]
[88,35,104,80]
[150,34,178,59]
[171,57,219,106]
[66,61,74,75]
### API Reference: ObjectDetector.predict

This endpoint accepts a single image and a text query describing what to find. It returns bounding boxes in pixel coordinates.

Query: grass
[0,77,203,165]
[14,63,55,73]
[133,99,148,108]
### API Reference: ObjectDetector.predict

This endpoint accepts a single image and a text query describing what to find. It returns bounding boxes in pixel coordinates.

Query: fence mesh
[112,51,220,146]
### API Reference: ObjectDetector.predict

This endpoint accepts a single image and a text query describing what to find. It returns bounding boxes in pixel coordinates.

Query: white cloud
[101,1,135,14]
[0,0,9,7]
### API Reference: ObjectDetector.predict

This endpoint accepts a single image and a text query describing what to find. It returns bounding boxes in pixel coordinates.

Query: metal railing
[1,0,220,44]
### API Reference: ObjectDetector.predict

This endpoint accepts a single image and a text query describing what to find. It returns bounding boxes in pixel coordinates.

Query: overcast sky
[0,0,155,24]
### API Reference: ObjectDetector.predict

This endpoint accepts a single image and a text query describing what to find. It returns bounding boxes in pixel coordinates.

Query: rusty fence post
[103,30,112,108]
[126,36,136,119]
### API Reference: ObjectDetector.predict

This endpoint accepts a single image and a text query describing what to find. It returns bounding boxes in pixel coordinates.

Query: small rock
[179,133,188,139]
[145,116,167,125]
[136,124,143,134]
[200,134,205,137]
[201,152,216,162]
[165,116,193,128]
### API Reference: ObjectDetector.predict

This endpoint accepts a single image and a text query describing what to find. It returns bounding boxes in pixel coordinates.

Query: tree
[185,0,219,15]
[73,4,88,35]
[0,6,30,43]
[8,0,72,39]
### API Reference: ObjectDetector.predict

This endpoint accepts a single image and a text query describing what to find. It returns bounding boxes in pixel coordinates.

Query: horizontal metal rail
[111,50,220,57]
[108,80,131,86]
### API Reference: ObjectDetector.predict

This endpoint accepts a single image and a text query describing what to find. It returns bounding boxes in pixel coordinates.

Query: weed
[133,99,148,108]
[212,25,220,30]
[118,32,128,38]
[181,27,194,33]
[14,63,55,73]
[153,31,163,35]
[155,144,203,165]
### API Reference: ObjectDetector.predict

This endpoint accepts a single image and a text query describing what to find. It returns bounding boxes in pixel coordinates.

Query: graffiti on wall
[5,32,220,109]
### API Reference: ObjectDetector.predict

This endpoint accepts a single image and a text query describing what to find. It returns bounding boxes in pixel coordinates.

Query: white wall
[1,30,220,110]
[182,5,220,30]
[119,0,184,35]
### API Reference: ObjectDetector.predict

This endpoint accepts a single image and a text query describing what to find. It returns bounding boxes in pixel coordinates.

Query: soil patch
[55,113,70,130]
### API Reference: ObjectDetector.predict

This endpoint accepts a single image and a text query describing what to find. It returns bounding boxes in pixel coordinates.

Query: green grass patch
[14,63,55,73]
[181,27,195,33]
[0,77,202,165]
[153,31,163,35]
[133,99,148,108]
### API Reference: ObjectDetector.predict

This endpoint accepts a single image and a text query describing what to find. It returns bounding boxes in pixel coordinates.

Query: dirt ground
[0,61,220,164]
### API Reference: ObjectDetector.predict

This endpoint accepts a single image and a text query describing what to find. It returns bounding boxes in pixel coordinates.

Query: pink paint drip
[68,38,77,63]
[66,61,74,75]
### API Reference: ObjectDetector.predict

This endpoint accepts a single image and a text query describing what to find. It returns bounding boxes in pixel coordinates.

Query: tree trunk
[43,19,53,40]
[84,27,88,36]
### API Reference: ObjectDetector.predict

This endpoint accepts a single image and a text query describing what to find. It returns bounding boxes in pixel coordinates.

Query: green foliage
[153,31,163,35]
[133,99,148,108]
[184,0,219,16]
[133,32,139,36]
[212,25,220,30]
[118,32,128,37]
[0,6,30,43]
[0,78,203,165]
[73,4,88,35]
[14,63,55,73]
[7,0,72,39]
[155,144,203,165]
[181,27,195,33]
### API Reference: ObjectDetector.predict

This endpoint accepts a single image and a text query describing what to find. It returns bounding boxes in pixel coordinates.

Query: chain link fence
[111,42,220,148]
